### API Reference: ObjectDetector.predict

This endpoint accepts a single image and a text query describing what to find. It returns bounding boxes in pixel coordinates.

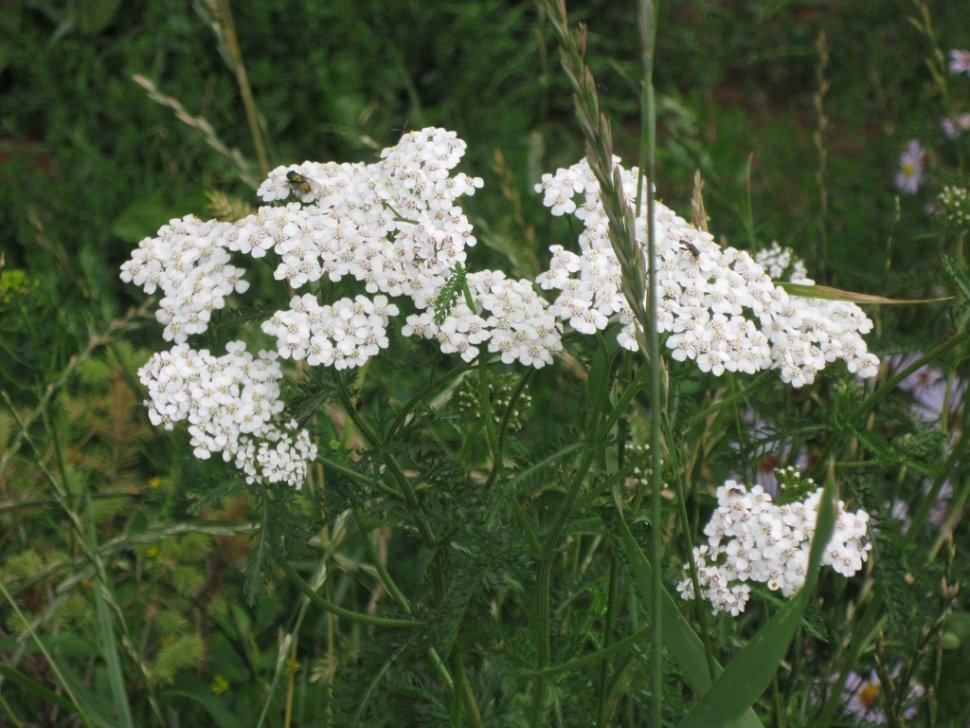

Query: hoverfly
[286,169,313,197]
[679,238,700,258]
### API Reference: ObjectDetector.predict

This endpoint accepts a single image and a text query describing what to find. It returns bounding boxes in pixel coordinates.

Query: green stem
[536,622,653,677]
[353,506,412,614]
[453,652,484,728]
[637,0,663,721]
[595,557,621,727]
[277,560,423,628]
[478,354,502,477]
[215,0,270,178]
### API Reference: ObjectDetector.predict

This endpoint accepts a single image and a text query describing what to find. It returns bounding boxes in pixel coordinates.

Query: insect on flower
[679,238,700,258]
[286,169,313,197]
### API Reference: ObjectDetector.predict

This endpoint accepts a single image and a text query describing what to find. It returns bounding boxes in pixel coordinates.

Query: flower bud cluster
[936,185,970,229]
[753,241,808,282]
[138,342,316,487]
[536,159,880,386]
[676,479,871,615]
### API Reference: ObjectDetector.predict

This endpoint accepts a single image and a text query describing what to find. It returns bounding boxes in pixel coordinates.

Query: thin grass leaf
[85,494,135,728]
[676,478,837,728]
[779,281,950,305]
[50,659,119,728]
[0,664,78,714]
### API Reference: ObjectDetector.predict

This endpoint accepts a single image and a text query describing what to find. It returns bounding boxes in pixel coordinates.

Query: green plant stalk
[477,353,502,477]
[353,506,413,614]
[539,621,654,678]
[214,0,270,178]
[0,581,92,727]
[671,453,716,681]
[595,557,621,727]
[531,365,649,721]
[334,379,441,566]
[277,559,423,628]
[351,505,474,715]
[316,454,403,500]
[486,368,536,489]
[452,651,484,728]
[336,382,481,720]
[637,0,664,720]
[84,492,135,728]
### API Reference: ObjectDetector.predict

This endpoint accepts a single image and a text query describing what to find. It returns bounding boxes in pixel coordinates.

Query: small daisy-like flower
[948,49,970,76]
[894,140,926,195]
[941,113,970,140]
[839,666,924,724]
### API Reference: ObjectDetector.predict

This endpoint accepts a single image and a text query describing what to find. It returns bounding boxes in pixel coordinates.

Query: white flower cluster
[252,128,484,301]
[262,293,399,369]
[536,160,880,386]
[119,216,250,344]
[120,129,884,488]
[138,342,317,488]
[676,479,871,616]
[402,270,562,366]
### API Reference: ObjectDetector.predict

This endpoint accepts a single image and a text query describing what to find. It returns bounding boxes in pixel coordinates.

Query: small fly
[679,239,700,258]
[286,169,313,197]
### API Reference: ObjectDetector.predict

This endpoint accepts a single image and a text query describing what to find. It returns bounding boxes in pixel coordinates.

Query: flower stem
[213,0,270,179]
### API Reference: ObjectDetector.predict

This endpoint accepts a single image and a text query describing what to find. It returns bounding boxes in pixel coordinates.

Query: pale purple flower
[892,353,966,425]
[942,113,970,139]
[895,140,926,195]
[839,666,924,724]
[948,49,970,76]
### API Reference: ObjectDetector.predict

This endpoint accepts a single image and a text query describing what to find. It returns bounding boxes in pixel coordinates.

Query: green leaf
[167,686,242,728]
[0,663,78,713]
[779,281,950,305]
[53,658,120,728]
[85,494,135,728]
[612,490,764,728]
[677,479,837,728]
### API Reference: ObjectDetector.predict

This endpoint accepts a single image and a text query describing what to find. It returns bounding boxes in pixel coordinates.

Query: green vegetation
[2,0,969,725]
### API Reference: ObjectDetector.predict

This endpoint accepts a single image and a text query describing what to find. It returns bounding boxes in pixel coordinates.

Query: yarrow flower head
[894,140,926,195]
[138,342,317,488]
[121,129,883,490]
[536,159,879,387]
[676,477,871,616]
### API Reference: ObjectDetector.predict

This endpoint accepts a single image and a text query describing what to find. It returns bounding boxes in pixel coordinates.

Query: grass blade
[85,493,136,728]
